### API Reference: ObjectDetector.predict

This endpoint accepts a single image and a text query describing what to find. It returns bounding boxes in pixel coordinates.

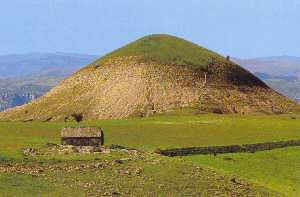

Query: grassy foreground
[0,150,278,196]
[186,147,300,196]
[1,113,299,158]
[0,113,299,196]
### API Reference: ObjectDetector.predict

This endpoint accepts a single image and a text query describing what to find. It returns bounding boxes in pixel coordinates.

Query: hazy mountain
[233,56,300,103]
[0,52,97,78]
[0,53,97,111]
[233,56,300,79]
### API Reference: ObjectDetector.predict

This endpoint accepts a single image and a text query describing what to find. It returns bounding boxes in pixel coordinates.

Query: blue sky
[0,0,299,58]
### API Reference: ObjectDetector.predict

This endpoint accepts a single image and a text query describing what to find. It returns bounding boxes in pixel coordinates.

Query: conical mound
[0,34,298,121]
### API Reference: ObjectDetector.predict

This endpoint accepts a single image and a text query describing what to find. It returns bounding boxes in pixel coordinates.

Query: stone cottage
[61,127,104,146]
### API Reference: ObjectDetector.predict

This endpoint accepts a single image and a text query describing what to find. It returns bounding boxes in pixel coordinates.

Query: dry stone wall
[156,140,300,156]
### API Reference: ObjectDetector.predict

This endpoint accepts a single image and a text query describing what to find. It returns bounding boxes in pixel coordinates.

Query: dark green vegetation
[0,113,299,196]
[94,34,227,70]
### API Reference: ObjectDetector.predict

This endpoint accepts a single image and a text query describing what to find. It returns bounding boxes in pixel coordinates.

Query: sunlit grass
[185,147,300,196]
[0,113,299,195]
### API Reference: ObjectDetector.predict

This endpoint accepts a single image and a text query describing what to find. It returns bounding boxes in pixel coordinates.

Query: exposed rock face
[0,35,298,121]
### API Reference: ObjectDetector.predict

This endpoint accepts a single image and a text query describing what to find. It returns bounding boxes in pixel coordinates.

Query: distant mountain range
[0,52,299,112]
[233,56,300,103]
[0,52,98,79]
[0,53,97,111]
[233,56,300,79]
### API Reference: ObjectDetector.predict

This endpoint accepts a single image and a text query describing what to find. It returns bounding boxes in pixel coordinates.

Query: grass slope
[186,147,300,196]
[0,152,276,196]
[94,34,227,70]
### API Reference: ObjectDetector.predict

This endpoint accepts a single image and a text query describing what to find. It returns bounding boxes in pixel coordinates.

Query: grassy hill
[95,34,226,69]
[0,34,298,121]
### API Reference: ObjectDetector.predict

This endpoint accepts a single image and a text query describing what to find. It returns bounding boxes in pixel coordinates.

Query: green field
[0,151,277,196]
[1,113,299,157]
[186,147,300,196]
[0,113,299,196]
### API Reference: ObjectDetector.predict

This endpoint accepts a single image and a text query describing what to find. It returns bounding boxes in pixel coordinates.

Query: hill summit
[0,34,298,121]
